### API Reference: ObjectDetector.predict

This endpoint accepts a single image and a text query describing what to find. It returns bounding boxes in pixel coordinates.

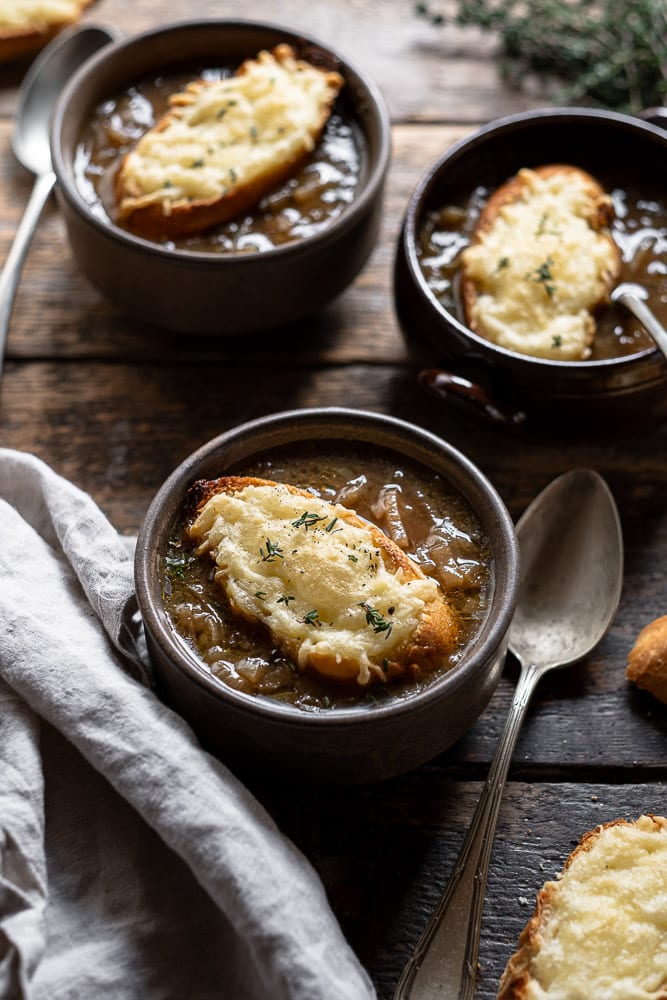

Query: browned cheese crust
[497,815,667,1000]
[115,45,344,240]
[185,475,460,684]
[0,0,92,63]
[626,614,667,704]
[461,164,619,332]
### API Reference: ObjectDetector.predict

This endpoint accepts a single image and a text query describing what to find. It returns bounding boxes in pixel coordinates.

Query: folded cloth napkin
[0,449,376,1000]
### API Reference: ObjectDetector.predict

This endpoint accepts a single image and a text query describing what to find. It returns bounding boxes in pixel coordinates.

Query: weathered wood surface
[0,3,666,997]
[258,778,667,999]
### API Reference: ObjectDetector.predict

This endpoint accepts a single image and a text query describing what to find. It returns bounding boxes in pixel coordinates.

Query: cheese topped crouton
[116,44,344,239]
[186,476,459,687]
[0,0,90,62]
[498,815,667,1000]
[461,165,621,361]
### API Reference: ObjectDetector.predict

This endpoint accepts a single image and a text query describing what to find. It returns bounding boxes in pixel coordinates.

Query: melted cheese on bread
[0,0,89,61]
[460,166,621,360]
[186,476,459,686]
[116,44,344,239]
[498,815,667,1000]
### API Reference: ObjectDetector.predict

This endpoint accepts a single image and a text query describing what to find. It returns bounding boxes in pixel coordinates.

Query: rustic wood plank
[256,777,666,999]
[0,0,543,122]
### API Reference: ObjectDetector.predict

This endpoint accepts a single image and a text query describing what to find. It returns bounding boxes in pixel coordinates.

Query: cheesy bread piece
[626,614,667,704]
[461,165,621,361]
[498,815,667,1000]
[186,476,459,686]
[116,44,344,239]
[0,0,91,62]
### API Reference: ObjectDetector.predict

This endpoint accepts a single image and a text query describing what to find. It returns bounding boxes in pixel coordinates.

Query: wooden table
[1,2,665,997]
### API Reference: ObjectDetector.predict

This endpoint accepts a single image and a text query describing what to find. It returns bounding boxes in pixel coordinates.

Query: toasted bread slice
[626,614,667,704]
[185,476,459,686]
[0,0,91,63]
[116,44,344,239]
[498,814,667,1000]
[460,165,621,361]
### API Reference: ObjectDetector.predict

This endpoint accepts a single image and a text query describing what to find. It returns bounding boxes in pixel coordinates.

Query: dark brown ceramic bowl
[394,107,667,427]
[51,20,390,335]
[134,408,519,784]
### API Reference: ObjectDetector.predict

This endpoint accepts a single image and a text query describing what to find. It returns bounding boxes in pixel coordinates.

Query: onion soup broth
[162,444,492,712]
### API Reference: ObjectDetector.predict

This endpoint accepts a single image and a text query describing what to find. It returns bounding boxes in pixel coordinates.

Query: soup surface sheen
[417,179,667,360]
[162,444,492,712]
[75,64,363,253]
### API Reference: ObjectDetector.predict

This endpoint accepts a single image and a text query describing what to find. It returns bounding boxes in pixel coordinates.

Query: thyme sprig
[291,510,327,530]
[415,0,667,113]
[531,256,556,298]
[260,538,284,562]
[359,602,394,639]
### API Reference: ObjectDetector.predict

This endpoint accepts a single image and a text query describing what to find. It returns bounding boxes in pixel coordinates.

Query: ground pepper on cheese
[461,168,620,361]
[117,45,343,225]
[188,482,444,686]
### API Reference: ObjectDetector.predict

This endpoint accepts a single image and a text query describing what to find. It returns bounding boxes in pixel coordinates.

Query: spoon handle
[614,289,667,360]
[0,170,56,381]
[393,661,543,1000]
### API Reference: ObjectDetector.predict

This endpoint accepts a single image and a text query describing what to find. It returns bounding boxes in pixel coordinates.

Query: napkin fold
[0,449,376,1000]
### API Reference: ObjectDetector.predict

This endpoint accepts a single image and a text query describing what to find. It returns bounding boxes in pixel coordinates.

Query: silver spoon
[611,282,667,360]
[0,24,116,380]
[394,468,623,1000]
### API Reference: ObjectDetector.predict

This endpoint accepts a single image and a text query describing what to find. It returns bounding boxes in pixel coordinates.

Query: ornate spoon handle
[394,661,543,1000]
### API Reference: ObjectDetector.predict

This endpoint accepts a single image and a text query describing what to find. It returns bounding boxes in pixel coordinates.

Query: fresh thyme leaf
[325,517,343,533]
[260,538,284,562]
[552,335,563,348]
[359,602,393,638]
[348,554,359,563]
[301,609,321,627]
[277,594,295,606]
[497,256,510,270]
[291,510,327,530]
[532,256,556,297]
[254,591,267,599]
[165,553,192,580]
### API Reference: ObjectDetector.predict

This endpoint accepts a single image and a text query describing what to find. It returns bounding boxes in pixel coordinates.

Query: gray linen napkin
[0,448,376,1000]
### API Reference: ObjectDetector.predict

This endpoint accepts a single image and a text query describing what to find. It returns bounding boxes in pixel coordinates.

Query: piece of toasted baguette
[626,614,667,704]
[116,44,344,239]
[0,0,91,63]
[498,814,667,1000]
[460,165,621,361]
[185,476,459,686]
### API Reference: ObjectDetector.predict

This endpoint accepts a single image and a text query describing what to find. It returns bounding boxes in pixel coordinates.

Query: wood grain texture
[253,777,667,999]
[0,0,544,121]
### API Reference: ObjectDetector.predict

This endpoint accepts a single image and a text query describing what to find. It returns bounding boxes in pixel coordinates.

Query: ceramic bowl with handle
[394,107,667,428]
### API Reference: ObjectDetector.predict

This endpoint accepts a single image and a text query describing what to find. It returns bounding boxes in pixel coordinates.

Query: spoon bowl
[394,469,623,1000]
[0,24,116,380]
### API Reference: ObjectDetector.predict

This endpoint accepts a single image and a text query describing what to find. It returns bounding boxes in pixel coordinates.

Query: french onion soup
[417,166,666,362]
[162,443,492,712]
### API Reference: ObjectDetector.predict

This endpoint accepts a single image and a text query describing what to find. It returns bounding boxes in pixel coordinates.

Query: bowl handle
[419,368,527,426]
[638,107,667,130]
